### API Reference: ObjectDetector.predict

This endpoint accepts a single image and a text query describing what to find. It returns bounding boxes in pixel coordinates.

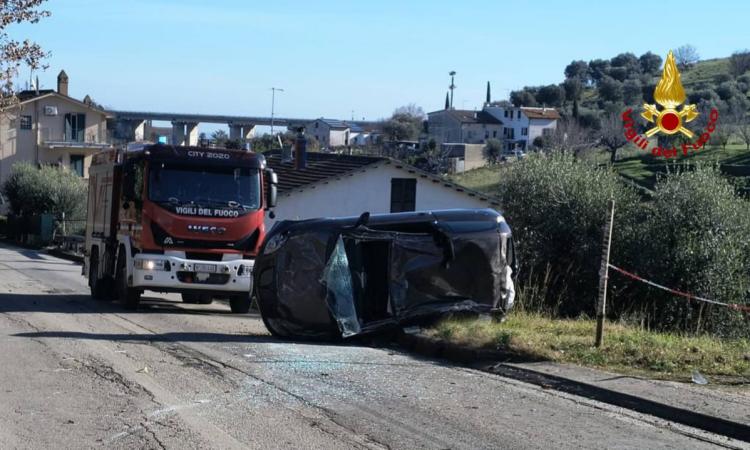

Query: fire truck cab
[84,143,277,312]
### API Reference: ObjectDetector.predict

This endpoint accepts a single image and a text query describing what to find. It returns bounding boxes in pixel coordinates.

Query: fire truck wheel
[89,255,110,301]
[181,293,213,304]
[116,253,141,310]
[229,293,252,314]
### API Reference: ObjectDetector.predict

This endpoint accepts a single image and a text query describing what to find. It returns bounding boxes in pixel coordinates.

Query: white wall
[527,118,557,143]
[266,163,495,228]
[329,129,349,147]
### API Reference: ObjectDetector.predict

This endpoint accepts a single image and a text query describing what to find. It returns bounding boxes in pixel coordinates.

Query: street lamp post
[449,71,456,109]
[270,87,284,135]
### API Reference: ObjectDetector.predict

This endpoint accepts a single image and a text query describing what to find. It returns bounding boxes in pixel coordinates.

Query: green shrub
[491,153,641,316]
[635,165,750,337]
[2,162,87,227]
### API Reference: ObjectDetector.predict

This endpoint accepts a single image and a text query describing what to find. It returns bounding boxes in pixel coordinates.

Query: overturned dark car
[253,208,517,340]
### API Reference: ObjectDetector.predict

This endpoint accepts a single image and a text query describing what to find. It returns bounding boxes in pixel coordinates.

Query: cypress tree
[445,92,450,110]
[486,81,491,104]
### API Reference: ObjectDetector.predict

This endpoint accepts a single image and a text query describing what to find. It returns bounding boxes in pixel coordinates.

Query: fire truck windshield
[148,162,261,210]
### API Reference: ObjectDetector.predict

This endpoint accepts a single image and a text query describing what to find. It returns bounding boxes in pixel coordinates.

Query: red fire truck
[84,143,277,312]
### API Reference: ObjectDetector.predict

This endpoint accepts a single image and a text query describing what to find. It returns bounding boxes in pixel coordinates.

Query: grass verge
[426,311,750,383]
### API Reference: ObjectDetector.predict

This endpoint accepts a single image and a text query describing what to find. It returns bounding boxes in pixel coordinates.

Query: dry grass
[427,311,750,382]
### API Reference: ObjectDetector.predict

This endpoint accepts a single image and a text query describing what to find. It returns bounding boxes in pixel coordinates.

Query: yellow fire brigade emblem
[641,51,698,138]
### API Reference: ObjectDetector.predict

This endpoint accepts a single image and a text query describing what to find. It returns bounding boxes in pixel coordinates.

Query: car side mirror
[265,169,278,210]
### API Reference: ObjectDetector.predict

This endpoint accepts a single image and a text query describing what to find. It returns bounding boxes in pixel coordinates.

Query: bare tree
[735,115,750,150]
[0,1,50,109]
[674,44,700,70]
[541,118,595,155]
[393,103,426,119]
[710,123,732,149]
[598,113,628,162]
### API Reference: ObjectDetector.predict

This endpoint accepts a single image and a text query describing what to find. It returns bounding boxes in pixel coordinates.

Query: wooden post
[595,198,615,348]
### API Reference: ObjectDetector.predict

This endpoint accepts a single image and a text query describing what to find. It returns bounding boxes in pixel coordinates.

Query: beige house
[305,118,351,148]
[0,70,111,184]
[426,109,504,145]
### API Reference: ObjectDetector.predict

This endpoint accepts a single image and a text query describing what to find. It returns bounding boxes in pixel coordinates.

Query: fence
[595,199,749,346]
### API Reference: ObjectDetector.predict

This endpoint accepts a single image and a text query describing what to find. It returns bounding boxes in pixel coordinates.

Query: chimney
[57,70,69,96]
[294,127,307,170]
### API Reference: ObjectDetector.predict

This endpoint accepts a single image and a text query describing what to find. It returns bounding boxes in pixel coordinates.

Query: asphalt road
[0,243,742,449]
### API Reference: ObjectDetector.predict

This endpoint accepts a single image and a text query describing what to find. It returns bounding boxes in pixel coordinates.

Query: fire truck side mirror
[265,169,278,210]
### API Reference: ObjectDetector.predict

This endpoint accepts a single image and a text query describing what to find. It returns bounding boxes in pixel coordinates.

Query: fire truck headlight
[135,259,167,271]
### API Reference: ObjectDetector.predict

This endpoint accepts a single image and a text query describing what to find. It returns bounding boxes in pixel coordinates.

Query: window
[20,115,32,130]
[517,110,521,119]
[390,178,416,213]
[504,127,514,139]
[503,110,508,118]
[521,127,528,136]
[492,130,497,138]
[70,155,84,177]
[64,113,86,142]
[149,163,261,210]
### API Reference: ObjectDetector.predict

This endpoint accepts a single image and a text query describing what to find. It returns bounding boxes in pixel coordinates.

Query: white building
[348,124,381,146]
[264,151,500,228]
[483,106,560,150]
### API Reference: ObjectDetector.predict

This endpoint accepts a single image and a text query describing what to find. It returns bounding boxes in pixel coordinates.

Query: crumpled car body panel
[253,208,516,339]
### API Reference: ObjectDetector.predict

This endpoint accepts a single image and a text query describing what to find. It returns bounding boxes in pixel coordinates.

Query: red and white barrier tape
[607,264,750,313]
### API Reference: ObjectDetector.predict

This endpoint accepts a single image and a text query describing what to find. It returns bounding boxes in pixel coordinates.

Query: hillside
[512,50,750,127]
[451,143,750,198]
[578,56,748,113]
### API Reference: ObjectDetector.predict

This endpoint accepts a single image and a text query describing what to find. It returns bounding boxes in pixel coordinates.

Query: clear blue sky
[12,0,750,124]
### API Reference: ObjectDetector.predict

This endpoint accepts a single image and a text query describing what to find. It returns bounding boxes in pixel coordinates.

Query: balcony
[40,128,111,150]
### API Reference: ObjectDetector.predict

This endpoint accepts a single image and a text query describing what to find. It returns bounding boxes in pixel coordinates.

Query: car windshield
[148,162,261,210]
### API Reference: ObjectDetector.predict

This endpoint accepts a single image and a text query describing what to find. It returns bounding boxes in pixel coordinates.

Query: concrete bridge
[108,109,380,146]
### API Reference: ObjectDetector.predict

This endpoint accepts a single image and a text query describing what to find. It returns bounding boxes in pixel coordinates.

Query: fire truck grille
[176,272,231,285]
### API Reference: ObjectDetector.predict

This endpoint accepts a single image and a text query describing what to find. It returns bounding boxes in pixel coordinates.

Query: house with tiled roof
[0,70,112,184]
[426,109,504,145]
[263,150,500,228]
[483,105,560,151]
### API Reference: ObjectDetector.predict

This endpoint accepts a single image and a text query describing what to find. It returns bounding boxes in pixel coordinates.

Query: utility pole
[595,198,615,348]
[270,87,284,136]
[449,71,456,109]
